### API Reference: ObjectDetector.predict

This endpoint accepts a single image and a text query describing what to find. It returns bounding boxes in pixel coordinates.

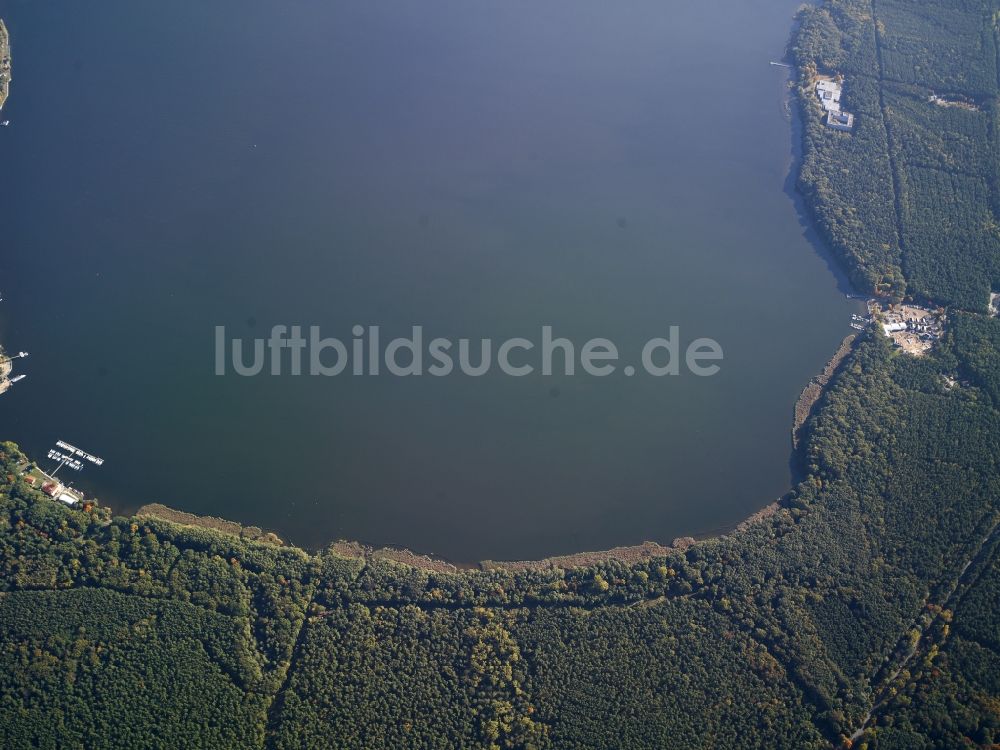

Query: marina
[54,440,105,467]
[17,440,106,508]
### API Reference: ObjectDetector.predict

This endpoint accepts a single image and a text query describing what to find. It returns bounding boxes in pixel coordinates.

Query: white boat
[0,121,9,127]
[9,374,26,383]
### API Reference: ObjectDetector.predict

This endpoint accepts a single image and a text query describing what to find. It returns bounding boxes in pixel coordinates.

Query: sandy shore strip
[0,19,10,111]
[136,503,286,545]
[792,334,856,450]
[0,348,11,394]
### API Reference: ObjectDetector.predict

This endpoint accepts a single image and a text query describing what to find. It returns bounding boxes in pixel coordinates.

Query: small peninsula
[0,19,9,112]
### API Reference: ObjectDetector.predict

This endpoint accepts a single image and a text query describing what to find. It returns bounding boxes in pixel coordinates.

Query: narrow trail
[846,517,1000,745]
[869,0,908,275]
[841,7,1000,742]
[263,583,318,749]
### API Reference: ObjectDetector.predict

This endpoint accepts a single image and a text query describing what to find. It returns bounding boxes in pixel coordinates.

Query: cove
[0,0,859,561]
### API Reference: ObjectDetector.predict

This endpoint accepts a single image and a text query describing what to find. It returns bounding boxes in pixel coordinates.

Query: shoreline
[135,503,285,546]
[0,26,866,574]
[133,494,791,572]
[0,18,10,112]
[0,346,10,395]
[791,333,857,451]
[0,19,9,396]
[83,66,863,572]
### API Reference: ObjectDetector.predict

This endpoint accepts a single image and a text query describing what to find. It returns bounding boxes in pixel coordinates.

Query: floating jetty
[55,440,105,467]
[48,441,105,478]
[48,450,83,472]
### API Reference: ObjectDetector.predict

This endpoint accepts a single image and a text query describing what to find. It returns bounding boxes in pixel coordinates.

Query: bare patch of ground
[878,304,945,356]
[929,93,979,111]
[0,358,10,395]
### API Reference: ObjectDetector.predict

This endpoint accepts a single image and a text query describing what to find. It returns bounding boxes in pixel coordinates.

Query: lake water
[0,0,858,561]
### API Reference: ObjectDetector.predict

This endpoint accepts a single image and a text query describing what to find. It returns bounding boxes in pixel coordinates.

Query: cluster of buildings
[877,304,945,355]
[22,474,84,506]
[16,440,103,508]
[815,76,854,131]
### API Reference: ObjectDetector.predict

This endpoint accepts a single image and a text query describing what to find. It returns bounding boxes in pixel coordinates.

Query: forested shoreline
[2,0,1000,747]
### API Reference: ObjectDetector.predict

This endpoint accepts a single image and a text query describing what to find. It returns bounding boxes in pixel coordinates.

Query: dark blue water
[0,0,858,560]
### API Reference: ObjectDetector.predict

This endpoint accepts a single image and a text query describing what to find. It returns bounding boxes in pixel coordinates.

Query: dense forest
[793,0,1000,310]
[2,0,999,747]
